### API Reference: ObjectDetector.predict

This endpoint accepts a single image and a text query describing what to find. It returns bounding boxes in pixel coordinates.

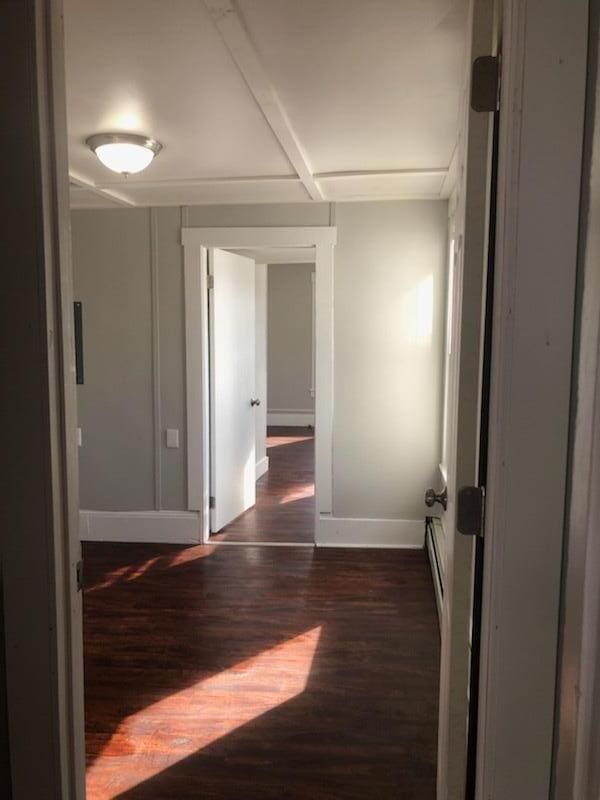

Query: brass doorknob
[425,486,448,511]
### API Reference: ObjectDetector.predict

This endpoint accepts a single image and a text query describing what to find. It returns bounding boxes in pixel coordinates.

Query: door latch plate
[471,55,500,112]
[457,486,485,537]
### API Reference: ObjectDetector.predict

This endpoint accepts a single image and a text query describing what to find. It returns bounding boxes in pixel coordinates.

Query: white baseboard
[316,516,425,548]
[256,456,269,480]
[80,510,201,544]
[267,409,315,427]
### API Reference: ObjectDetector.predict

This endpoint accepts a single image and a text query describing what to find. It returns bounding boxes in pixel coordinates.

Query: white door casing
[476,1,588,797]
[209,248,257,532]
[182,226,336,544]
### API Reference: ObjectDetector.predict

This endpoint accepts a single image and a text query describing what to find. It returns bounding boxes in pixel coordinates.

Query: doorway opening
[182,226,336,547]
[209,249,317,545]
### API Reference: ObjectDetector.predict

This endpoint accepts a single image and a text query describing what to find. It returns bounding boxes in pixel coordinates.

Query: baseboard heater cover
[426,516,444,628]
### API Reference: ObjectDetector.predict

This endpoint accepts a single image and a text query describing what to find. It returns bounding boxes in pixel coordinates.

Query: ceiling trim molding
[315,168,448,180]
[203,0,323,201]
[182,225,336,248]
[95,174,301,189]
[69,171,136,207]
[93,167,449,191]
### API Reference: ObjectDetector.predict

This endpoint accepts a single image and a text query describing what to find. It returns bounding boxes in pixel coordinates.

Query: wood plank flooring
[211,426,315,544]
[83,543,439,799]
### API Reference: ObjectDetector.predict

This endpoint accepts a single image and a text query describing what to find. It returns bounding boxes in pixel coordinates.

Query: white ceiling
[65,0,468,209]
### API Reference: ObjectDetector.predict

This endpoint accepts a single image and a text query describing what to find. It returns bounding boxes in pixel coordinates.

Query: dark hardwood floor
[211,426,315,544]
[83,543,439,799]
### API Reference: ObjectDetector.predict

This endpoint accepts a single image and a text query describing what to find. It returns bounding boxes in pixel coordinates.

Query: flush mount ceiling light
[86,133,162,175]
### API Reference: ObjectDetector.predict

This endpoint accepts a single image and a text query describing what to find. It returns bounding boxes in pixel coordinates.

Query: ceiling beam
[203,0,323,201]
[69,171,136,207]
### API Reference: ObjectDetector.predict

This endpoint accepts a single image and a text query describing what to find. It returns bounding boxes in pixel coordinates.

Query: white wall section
[333,201,447,521]
[267,263,315,420]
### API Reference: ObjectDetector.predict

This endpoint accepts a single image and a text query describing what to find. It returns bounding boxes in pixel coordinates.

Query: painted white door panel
[209,248,256,532]
[436,2,496,797]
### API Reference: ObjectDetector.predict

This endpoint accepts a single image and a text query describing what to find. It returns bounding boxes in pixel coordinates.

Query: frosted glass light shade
[86,133,162,175]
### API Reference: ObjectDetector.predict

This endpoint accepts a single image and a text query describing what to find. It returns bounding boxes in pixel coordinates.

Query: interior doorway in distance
[209,247,316,546]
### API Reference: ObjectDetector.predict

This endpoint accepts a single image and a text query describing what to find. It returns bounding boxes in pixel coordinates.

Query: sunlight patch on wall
[401,274,434,347]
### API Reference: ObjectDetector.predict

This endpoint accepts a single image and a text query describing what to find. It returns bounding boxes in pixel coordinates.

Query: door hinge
[76,559,84,592]
[471,55,500,112]
[457,486,485,538]
[209,495,215,509]
[207,274,214,290]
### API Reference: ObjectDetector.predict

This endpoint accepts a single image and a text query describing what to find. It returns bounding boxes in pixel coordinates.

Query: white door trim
[182,226,336,544]
[476,1,588,797]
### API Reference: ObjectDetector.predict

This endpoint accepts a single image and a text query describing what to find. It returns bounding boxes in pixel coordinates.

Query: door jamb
[1,0,85,797]
[475,0,588,796]
[182,227,336,544]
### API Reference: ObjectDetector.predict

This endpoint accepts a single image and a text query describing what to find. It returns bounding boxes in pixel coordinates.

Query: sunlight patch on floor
[86,565,136,594]
[167,545,217,568]
[86,547,218,592]
[86,626,323,798]
[278,483,315,504]
[267,434,313,448]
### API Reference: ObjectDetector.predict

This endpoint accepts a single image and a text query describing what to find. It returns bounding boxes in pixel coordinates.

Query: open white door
[209,248,257,532]
[434,1,498,798]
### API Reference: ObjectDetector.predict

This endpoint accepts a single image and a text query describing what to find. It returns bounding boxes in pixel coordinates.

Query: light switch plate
[166,428,180,448]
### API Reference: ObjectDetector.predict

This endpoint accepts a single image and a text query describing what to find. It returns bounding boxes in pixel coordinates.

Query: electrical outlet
[166,428,180,448]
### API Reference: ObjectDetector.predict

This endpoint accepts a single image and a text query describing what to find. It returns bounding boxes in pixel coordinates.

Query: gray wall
[72,200,447,523]
[72,208,155,510]
[267,263,315,413]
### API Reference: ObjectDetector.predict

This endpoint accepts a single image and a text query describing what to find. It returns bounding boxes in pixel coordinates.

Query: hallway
[211,426,315,544]
[83,542,440,799]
